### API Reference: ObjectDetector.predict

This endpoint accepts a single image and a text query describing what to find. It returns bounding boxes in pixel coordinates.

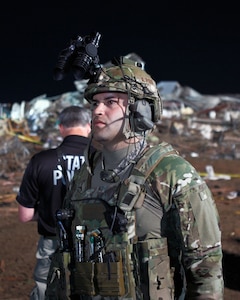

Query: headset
[129,99,154,133]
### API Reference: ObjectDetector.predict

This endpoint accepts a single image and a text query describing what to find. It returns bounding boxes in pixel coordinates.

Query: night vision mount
[53,31,101,81]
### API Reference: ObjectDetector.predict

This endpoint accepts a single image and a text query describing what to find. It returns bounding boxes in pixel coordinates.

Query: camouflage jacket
[62,141,224,300]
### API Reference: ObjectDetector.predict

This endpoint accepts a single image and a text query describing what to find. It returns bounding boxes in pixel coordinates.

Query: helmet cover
[84,60,162,122]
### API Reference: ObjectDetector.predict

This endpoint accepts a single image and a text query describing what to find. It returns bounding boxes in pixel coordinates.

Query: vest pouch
[148,250,173,299]
[138,239,174,299]
[74,262,96,296]
[95,259,125,296]
[73,253,125,297]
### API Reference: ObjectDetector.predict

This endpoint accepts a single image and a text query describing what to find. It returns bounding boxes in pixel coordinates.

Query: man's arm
[156,155,224,299]
[177,181,224,299]
[18,203,38,222]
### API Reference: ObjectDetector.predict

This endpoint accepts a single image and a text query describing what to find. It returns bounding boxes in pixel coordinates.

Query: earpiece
[129,100,154,132]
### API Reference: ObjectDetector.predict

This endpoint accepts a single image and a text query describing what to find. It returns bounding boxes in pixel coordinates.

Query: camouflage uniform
[62,142,224,299]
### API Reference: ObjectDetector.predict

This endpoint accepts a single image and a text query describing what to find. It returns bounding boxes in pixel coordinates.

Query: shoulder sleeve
[16,156,39,208]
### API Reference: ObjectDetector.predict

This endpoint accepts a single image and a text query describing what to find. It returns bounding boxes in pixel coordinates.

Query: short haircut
[58,106,91,128]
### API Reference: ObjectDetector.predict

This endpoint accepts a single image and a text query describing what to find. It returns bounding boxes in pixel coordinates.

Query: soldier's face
[91,92,129,148]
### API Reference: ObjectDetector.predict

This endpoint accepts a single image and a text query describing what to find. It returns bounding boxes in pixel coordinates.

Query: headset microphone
[129,99,154,132]
[100,170,120,183]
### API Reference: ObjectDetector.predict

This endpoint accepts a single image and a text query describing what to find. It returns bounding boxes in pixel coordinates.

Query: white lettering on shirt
[53,155,85,185]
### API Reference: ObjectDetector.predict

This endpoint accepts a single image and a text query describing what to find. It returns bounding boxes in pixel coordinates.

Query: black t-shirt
[16,135,93,236]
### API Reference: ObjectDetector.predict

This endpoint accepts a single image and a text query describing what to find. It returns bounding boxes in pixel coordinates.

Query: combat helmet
[84,57,163,124]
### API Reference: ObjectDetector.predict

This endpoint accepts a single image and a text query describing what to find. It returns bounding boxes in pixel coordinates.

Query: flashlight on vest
[75,225,86,262]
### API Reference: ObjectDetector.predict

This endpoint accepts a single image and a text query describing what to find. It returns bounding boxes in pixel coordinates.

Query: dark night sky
[1,2,240,103]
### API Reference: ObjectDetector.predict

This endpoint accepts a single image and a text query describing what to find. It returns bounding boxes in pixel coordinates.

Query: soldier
[57,58,224,299]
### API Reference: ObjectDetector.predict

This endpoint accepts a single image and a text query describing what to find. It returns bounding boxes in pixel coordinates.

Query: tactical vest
[56,142,181,300]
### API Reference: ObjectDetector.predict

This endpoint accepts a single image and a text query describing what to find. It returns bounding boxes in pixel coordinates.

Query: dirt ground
[1,134,240,299]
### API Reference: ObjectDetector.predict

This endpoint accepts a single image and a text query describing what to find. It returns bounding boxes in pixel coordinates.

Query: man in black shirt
[16,105,93,300]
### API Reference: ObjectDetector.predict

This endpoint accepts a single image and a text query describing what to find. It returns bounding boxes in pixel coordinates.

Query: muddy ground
[0,132,240,299]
